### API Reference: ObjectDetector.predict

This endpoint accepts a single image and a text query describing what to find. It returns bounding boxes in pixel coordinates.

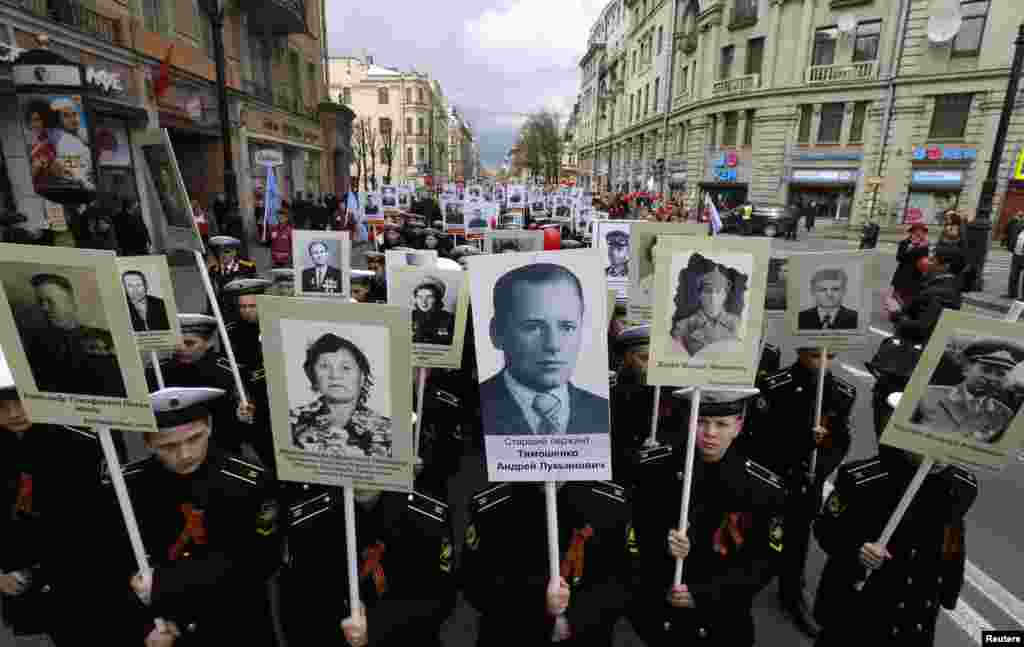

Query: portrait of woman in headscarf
[669,253,749,356]
[290,332,392,457]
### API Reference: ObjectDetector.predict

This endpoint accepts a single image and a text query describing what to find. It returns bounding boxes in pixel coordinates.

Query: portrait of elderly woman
[290,333,392,457]
[669,253,749,356]
[411,276,455,346]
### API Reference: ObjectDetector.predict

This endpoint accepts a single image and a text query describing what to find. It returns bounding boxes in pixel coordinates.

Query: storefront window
[305,151,321,196]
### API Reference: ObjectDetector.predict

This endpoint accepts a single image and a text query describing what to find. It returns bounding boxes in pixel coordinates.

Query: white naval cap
[152,387,225,429]
[178,313,218,336]
[0,345,16,397]
[208,235,241,249]
[223,278,272,296]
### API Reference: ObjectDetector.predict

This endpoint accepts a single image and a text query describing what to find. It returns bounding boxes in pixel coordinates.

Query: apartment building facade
[575,0,1024,236]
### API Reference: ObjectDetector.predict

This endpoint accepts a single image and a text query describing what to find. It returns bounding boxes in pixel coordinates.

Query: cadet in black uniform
[742,347,856,637]
[0,377,105,643]
[281,485,455,647]
[97,387,283,646]
[365,252,388,303]
[815,441,978,646]
[629,389,787,647]
[222,279,275,470]
[462,481,633,647]
[148,314,242,452]
[207,236,258,321]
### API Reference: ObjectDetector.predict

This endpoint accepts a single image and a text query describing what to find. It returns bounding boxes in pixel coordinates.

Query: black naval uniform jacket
[1,425,104,638]
[146,355,241,452]
[744,362,856,484]
[629,446,787,646]
[97,451,282,646]
[814,456,978,647]
[462,481,633,647]
[225,319,273,466]
[207,258,258,320]
[281,486,455,647]
[609,376,684,484]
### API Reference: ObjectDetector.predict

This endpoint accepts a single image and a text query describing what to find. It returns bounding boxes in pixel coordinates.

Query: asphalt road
[4,232,1019,647]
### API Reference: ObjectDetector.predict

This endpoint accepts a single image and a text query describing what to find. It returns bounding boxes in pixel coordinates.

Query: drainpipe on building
[867,0,911,226]
[660,0,681,199]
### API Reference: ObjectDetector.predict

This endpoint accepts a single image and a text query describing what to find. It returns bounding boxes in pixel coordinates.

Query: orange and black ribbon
[712,512,751,557]
[560,526,594,583]
[168,504,208,561]
[13,473,33,517]
[360,542,388,596]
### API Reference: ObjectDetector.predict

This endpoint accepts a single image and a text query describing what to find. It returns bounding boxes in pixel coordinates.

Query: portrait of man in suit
[301,240,343,293]
[798,267,859,330]
[122,270,170,332]
[479,263,609,436]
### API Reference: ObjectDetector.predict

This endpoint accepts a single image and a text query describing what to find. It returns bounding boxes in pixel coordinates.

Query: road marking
[964,561,1024,628]
[945,599,994,644]
[839,362,875,381]
[869,326,892,337]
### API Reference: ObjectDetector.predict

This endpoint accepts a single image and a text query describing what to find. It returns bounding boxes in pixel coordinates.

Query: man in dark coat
[478,263,609,436]
[463,481,633,646]
[122,270,171,332]
[300,240,345,294]
[281,486,455,647]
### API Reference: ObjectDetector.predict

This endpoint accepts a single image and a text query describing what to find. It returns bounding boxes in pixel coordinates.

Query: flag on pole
[262,165,278,242]
[153,44,175,99]
[706,194,722,235]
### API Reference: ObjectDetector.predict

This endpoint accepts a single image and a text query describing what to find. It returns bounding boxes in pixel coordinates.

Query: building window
[708,115,717,148]
[406,147,413,163]
[306,152,321,196]
[818,103,844,143]
[192,0,214,58]
[797,105,813,143]
[653,77,660,112]
[812,27,839,66]
[629,94,634,122]
[632,50,637,74]
[849,102,869,143]
[644,84,649,117]
[342,87,351,104]
[378,88,389,105]
[679,64,688,95]
[952,1,989,56]
[406,117,413,133]
[678,123,686,152]
[720,45,735,80]
[734,0,757,21]
[405,87,412,103]
[657,26,664,54]
[307,62,317,104]
[722,111,739,146]
[419,148,426,163]
[929,93,973,139]
[143,0,162,32]
[746,37,764,77]
[418,87,425,102]
[418,117,424,135]
[288,50,301,107]
[853,21,881,62]
[743,109,755,145]
[379,117,392,133]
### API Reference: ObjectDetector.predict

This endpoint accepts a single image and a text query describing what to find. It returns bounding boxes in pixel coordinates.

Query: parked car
[720,204,795,237]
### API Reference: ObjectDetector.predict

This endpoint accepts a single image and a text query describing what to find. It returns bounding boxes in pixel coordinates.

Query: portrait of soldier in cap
[411,275,456,346]
[669,253,749,357]
[604,229,631,277]
[911,338,1024,443]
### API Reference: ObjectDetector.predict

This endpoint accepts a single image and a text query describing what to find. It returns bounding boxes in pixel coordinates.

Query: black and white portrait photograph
[292,230,351,298]
[884,311,1024,473]
[387,266,470,368]
[258,297,414,491]
[398,186,411,208]
[116,255,182,352]
[648,236,770,388]
[364,192,382,222]
[466,249,611,482]
[627,222,704,325]
[484,230,544,254]
[593,220,632,301]
[442,199,464,232]
[787,250,870,350]
[381,185,398,209]
[0,244,156,431]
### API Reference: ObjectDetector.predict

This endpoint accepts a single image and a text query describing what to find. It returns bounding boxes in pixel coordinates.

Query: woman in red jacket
[269,202,294,267]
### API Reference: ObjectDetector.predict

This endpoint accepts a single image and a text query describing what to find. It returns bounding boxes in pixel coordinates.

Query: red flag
[153,44,174,99]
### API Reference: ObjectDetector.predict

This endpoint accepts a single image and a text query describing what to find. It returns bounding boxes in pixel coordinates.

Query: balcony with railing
[805,61,879,85]
[5,0,122,45]
[712,73,760,96]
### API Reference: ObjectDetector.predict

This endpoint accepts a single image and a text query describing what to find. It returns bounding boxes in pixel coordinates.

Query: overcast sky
[325,0,606,170]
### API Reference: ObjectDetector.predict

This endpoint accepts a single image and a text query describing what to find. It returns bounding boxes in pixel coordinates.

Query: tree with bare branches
[352,118,369,191]
[380,118,396,185]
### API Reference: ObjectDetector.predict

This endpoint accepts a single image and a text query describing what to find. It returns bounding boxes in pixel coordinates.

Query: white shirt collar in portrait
[503,370,570,435]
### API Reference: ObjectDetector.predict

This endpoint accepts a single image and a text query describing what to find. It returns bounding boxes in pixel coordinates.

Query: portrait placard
[483,230,544,254]
[257,297,414,491]
[881,310,1024,473]
[648,236,771,388]
[292,230,351,298]
[466,249,612,482]
[465,199,490,235]
[385,249,437,269]
[22,93,96,196]
[785,251,873,351]
[363,192,384,225]
[441,199,465,234]
[0,244,156,431]
[131,129,204,252]
[116,255,182,352]
[387,266,470,368]
[627,222,705,324]
[592,220,632,302]
[380,185,398,212]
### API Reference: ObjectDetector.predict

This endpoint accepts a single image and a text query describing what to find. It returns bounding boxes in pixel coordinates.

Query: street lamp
[199,0,240,245]
[968,22,1024,291]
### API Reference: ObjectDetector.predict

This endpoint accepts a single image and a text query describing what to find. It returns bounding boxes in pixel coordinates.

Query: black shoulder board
[840,458,889,489]
[216,357,236,373]
[63,425,99,442]
[407,490,449,525]
[225,321,238,331]
[948,465,978,492]
[221,455,265,486]
[761,368,794,391]
[745,459,785,491]
[634,444,674,467]
[427,386,461,409]
[590,481,629,504]
[288,487,337,528]
[102,456,156,485]
[833,375,857,402]
[471,483,514,515]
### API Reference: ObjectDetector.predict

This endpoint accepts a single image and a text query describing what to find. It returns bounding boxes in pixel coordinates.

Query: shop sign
[712,152,739,167]
[85,66,123,93]
[791,169,858,185]
[792,150,863,162]
[911,146,977,162]
[910,170,964,188]
[710,151,741,182]
[254,149,284,167]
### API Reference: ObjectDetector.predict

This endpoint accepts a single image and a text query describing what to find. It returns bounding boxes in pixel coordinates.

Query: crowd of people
[0,185,1003,647]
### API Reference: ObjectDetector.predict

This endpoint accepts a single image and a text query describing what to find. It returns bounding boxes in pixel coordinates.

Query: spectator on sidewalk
[891,223,930,305]
[269,201,294,268]
[1008,211,1024,300]
[936,211,972,291]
